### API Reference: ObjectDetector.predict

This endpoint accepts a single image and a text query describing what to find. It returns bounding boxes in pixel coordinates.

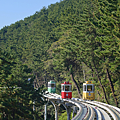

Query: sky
[0,0,61,30]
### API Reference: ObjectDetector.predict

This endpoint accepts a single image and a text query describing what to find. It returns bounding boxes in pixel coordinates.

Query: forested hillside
[0,48,46,119]
[0,0,120,114]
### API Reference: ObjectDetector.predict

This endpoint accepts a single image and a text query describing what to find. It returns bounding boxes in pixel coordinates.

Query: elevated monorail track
[43,92,120,120]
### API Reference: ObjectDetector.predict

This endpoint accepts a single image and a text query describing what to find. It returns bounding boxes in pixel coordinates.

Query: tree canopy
[0,0,120,109]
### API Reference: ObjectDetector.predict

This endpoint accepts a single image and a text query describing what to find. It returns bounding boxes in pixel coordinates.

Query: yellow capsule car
[83,81,95,100]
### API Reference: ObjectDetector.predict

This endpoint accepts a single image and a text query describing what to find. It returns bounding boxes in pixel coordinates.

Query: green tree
[0,49,45,119]
[90,0,120,106]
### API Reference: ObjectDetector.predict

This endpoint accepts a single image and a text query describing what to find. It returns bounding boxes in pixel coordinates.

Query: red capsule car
[61,81,72,99]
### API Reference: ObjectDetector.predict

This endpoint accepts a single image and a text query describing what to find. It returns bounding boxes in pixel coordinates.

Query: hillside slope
[0,0,119,107]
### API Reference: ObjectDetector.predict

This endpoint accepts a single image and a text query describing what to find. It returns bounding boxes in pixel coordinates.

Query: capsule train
[61,81,72,99]
[83,81,95,100]
[48,80,56,93]
[47,80,95,100]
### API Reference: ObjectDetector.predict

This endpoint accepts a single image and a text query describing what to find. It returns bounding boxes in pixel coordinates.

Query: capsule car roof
[61,81,71,85]
[83,81,94,84]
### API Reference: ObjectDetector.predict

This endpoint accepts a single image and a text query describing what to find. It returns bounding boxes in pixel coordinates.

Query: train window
[48,83,51,87]
[69,85,71,91]
[93,85,95,91]
[65,86,70,91]
[83,85,86,91]
[51,84,55,87]
[87,85,92,91]
[61,85,64,91]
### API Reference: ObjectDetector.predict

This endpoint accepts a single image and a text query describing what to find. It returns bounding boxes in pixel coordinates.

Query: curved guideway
[73,98,120,120]
[93,101,120,120]
[46,93,95,120]
[72,98,95,120]
[80,101,109,120]
[71,99,88,120]
[85,100,120,120]
[43,92,120,120]
[47,93,86,120]
[44,93,88,120]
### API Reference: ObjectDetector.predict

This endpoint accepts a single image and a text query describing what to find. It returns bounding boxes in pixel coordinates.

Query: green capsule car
[48,80,56,93]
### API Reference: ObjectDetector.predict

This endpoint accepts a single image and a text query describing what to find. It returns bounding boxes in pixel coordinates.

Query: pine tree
[90,0,120,106]
[0,49,45,119]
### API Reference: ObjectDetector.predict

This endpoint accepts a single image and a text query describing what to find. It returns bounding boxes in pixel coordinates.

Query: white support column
[62,103,73,120]
[50,101,58,120]
[72,106,78,118]
[55,105,58,120]
[72,111,75,118]
[44,102,48,120]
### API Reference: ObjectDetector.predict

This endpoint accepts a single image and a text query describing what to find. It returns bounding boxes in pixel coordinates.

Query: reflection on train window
[93,85,95,91]
[65,86,69,91]
[61,86,64,91]
[51,84,55,87]
[87,85,92,91]
[83,85,86,91]
[48,84,51,87]
[69,86,71,91]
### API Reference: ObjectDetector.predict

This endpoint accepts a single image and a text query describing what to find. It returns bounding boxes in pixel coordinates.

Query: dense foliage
[0,49,45,119]
[0,0,119,115]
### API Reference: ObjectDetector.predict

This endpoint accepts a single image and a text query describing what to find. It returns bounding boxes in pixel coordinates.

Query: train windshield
[51,84,55,87]
[65,85,71,91]
[87,85,92,91]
